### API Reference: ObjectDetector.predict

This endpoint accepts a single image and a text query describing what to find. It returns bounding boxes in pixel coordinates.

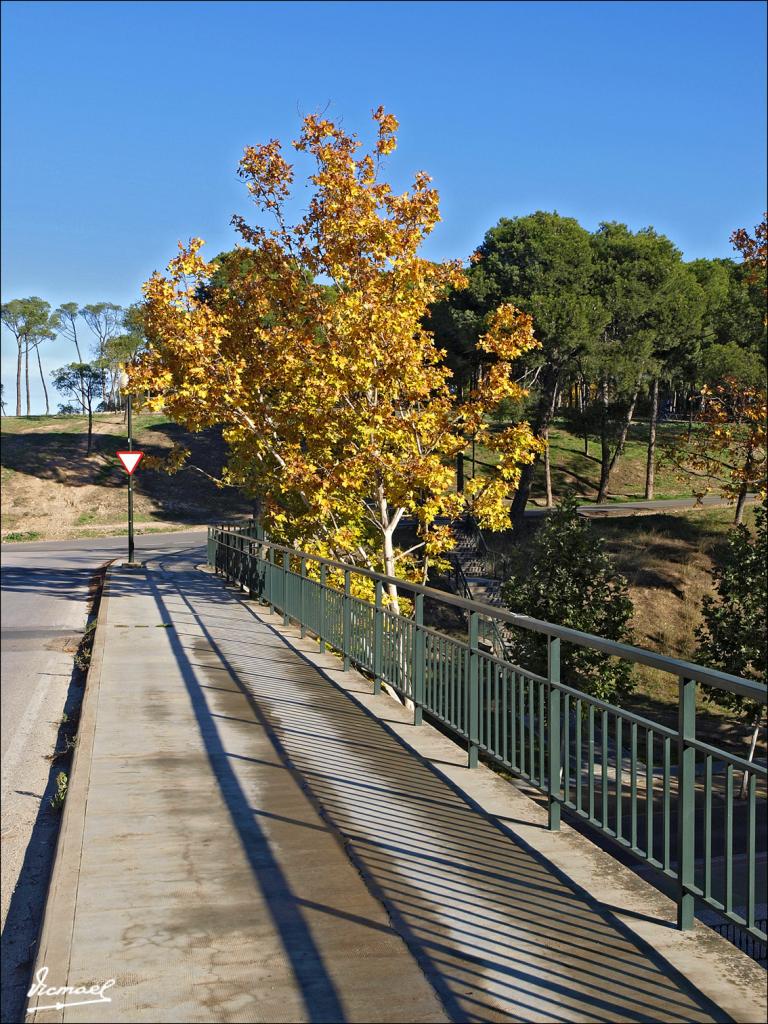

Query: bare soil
[1,413,252,541]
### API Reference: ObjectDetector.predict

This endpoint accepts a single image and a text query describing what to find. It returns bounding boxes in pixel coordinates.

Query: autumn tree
[665,220,767,522]
[696,500,766,795]
[664,379,766,523]
[130,109,543,602]
[730,213,767,293]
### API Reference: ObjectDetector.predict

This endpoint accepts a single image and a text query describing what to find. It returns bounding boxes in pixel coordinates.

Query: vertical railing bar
[676,676,695,930]
[575,698,582,814]
[646,729,654,862]
[663,735,671,872]
[413,593,424,726]
[548,637,561,831]
[299,557,306,637]
[502,667,509,764]
[282,552,289,625]
[342,569,351,670]
[539,679,546,791]
[509,671,516,771]
[615,715,623,841]
[725,764,733,915]
[529,678,535,784]
[747,771,756,930]
[601,708,608,829]
[704,754,712,902]
[319,563,327,651]
[588,705,595,822]
[630,721,638,850]
[564,693,571,803]
[494,664,500,757]
[468,612,479,767]
[373,580,383,695]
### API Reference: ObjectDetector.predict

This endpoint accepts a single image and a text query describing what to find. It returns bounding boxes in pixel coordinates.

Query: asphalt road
[0,530,207,926]
[1,530,208,763]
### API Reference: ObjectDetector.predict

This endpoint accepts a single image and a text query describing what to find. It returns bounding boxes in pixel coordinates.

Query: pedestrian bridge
[28,529,766,1022]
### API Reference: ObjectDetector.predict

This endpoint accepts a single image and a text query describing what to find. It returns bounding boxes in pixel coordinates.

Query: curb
[25,566,114,1023]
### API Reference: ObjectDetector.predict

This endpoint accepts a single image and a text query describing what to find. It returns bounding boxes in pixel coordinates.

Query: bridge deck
[28,552,759,1023]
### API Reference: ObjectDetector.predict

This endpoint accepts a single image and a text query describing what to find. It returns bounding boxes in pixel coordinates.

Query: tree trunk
[598,386,639,503]
[644,378,659,500]
[543,428,553,508]
[35,345,50,415]
[734,481,749,525]
[24,341,30,416]
[739,710,763,799]
[510,368,560,525]
[86,401,93,454]
[16,341,22,416]
[597,380,611,503]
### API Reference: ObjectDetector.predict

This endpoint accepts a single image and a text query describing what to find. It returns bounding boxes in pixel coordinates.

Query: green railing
[208,522,766,942]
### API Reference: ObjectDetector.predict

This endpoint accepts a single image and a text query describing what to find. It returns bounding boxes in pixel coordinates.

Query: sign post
[117,369,143,566]
[127,393,134,563]
[116,442,144,563]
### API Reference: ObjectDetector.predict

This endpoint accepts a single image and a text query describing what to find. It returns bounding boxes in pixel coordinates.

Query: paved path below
[28,551,762,1023]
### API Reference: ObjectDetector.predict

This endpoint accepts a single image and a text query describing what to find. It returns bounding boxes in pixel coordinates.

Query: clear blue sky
[2,0,766,413]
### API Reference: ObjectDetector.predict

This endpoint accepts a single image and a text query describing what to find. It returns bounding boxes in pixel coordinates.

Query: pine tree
[501,496,634,701]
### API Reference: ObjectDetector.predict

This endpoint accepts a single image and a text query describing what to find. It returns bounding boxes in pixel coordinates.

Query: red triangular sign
[117,451,144,475]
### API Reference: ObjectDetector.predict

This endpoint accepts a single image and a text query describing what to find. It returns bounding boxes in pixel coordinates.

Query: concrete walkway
[28,552,765,1023]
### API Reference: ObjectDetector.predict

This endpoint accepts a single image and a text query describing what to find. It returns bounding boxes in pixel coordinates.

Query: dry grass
[0,412,251,541]
[486,506,762,759]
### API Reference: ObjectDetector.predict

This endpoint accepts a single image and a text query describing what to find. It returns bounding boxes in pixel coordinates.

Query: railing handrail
[210,525,766,703]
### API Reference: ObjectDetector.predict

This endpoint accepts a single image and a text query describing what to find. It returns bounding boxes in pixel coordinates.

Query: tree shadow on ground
[1,422,252,524]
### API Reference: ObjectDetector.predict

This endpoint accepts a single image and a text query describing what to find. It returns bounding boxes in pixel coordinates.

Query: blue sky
[2,0,766,413]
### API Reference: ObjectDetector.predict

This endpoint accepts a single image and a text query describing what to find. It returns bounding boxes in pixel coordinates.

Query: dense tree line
[429,212,766,522]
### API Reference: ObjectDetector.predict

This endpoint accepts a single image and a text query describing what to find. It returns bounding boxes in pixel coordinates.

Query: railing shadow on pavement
[138,556,731,1024]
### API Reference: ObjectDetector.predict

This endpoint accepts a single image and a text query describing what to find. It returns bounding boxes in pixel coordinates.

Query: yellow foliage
[129,108,543,585]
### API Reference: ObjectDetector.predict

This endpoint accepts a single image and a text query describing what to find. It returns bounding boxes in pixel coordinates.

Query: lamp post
[119,369,135,564]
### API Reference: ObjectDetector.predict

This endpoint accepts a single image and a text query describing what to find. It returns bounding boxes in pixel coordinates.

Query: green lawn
[464,419,718,504]
[0,412,170,435]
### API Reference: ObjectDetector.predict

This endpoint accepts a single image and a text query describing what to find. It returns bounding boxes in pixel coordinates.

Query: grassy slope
[466,419,719,504]
[1,413,251,541]
[487,506,762,757]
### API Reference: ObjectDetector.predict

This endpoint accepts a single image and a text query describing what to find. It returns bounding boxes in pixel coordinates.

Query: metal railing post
[343,569,351,670]
[267,547,274,613]
[282,552,290,625]
[374,580,383,695]
[299,557,306,638]
[413,593,424,726]
[468,611,479,768]
[677,676,696,929]
[319,564,327,651]
[548,636,561,831]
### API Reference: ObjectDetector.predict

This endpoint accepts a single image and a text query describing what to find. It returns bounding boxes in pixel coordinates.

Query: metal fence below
[208,522,767,944]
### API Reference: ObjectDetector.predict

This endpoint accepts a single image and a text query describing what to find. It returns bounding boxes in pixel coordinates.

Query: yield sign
[116,451,144,475]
